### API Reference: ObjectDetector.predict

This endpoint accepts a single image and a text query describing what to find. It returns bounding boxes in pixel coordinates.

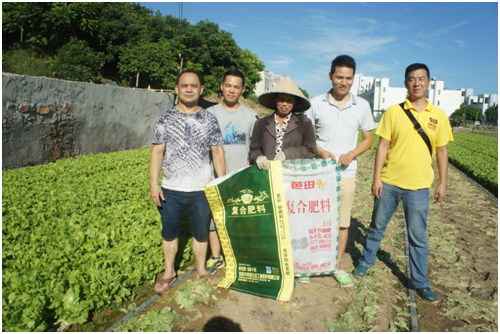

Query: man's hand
[337,151,356,167]
[256,155,269,170]
[435,145,448,203]
[434,184,446,202]
[318,147,336,160]
[372,179,383,199]
[150,183,165,207]
[150,144,166,207]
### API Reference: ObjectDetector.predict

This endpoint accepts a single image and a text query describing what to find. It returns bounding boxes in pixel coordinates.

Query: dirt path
[105,148,498,332]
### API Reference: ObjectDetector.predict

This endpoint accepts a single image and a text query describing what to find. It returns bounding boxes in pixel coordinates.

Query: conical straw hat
[258,76,311,113]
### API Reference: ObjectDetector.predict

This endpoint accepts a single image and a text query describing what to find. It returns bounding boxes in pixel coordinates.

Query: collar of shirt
[323,89,358,111]
[274,112,292,132]
[404,98,432,113]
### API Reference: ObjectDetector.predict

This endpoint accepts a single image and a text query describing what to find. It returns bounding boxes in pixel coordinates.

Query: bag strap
[399,103,432,156]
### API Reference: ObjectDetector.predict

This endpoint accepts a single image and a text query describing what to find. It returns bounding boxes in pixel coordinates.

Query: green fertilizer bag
[204,159,341,300]
[204,161,294,301]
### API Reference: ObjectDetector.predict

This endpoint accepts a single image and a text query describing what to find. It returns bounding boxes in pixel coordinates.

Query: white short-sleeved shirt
[152,107,224,191]
[305,91,375,178]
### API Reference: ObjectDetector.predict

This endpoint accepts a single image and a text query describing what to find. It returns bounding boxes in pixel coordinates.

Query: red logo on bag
[291,180,316,189]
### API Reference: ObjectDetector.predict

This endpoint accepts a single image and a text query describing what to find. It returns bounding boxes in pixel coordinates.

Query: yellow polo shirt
[376,99,453,190]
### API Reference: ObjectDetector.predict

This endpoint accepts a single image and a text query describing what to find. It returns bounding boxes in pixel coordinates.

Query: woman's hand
[256,155,269,170]
[274,151,286,161]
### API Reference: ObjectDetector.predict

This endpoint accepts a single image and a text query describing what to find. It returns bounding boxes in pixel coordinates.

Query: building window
[437,101,440,106]
[383,87,386,92]
[431,84,435,89]
[438,90,441,95]
[383,98,385,103]
[375,82,380,87]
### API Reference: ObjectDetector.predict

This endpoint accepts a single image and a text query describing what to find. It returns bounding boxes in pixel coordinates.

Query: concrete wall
[2,73,175,169]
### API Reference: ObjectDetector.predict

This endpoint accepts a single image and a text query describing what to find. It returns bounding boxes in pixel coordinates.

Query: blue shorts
[158,188,211,242]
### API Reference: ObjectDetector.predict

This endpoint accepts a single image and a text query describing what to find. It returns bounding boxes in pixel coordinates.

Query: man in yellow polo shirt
[353,63,453,304]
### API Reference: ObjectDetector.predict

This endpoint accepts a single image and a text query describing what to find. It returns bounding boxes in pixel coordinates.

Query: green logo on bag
[226,190,269,205]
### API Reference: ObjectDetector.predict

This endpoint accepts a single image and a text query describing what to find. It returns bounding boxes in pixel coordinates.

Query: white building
[461,89,498,114]
[356,74,463,117]
[254,71,287,97]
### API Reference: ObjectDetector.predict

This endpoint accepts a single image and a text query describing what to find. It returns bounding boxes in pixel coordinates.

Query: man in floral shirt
[150,70,226,292]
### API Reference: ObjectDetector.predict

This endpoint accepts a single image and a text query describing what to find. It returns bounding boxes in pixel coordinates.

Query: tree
[484,105,498,124]
[118,38,182,89]
[50,38,108,83]
[450,105,483,126]
[299,88,309,98]
[236,49,265,96]
[179,20,244,95]
[2,3,266,93]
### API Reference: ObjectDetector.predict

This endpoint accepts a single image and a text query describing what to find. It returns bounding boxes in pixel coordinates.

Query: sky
[140,1,498,98]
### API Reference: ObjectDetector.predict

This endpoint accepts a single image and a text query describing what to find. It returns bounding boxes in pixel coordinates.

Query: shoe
[353,265,369,278]
[154,275,177,293]
[206,255,225,271]
[416,288,440,304]
[296,276,310,284]
[333,270,354,287]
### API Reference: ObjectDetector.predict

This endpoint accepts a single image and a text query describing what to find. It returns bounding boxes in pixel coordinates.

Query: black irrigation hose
[105,266,198,332]
[401,205,419,332]
[448,163,498,204]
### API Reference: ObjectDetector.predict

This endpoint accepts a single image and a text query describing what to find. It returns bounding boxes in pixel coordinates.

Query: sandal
[154,275,177,293]
[197,273,219,286]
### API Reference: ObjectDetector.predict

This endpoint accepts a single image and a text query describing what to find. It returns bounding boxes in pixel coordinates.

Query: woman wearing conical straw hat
[249,76,317,170]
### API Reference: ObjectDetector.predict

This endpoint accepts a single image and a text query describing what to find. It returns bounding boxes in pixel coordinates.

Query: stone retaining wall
[2,73,174,169]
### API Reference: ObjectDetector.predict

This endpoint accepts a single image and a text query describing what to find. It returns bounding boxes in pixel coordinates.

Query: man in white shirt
[305,55,375,286]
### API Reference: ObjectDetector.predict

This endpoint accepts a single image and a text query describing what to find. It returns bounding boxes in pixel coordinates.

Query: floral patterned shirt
[152,107,224,191]
[274,113,292,156]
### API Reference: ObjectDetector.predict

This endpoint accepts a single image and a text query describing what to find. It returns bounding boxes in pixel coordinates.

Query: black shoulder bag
[399,103,432,156]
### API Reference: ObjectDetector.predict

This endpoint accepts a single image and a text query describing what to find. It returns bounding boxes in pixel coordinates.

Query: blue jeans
[358,182,430,289]
[158,188,211,242]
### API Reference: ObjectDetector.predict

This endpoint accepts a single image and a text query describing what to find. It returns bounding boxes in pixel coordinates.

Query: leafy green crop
[2,148,193,331]
[170,278,218,312]
[364,132,497,194]
[114,306,184,332]
[447,133,498,194]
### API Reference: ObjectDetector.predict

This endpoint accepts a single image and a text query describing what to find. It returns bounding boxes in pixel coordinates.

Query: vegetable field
[368,132,497,196]
[2,148,174,331]
[2,130,498,331]
[447,133,498,195]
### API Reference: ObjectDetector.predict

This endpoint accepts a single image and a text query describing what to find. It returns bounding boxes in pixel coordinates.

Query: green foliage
[484,105,498,123]
[448,133,498,193]
[2,45,52,77]
[50,37,108,82]
[450,105,483,126]
[358,130,379,150]
[1,148,186,331]
[170,278,218,312]
[236,49,266,95]
[299,87,309,98]
[115,306,183,332]
[118,38,182,89]
[244,93,260,109]
[2,3,265,91]
[325,268,389,331]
